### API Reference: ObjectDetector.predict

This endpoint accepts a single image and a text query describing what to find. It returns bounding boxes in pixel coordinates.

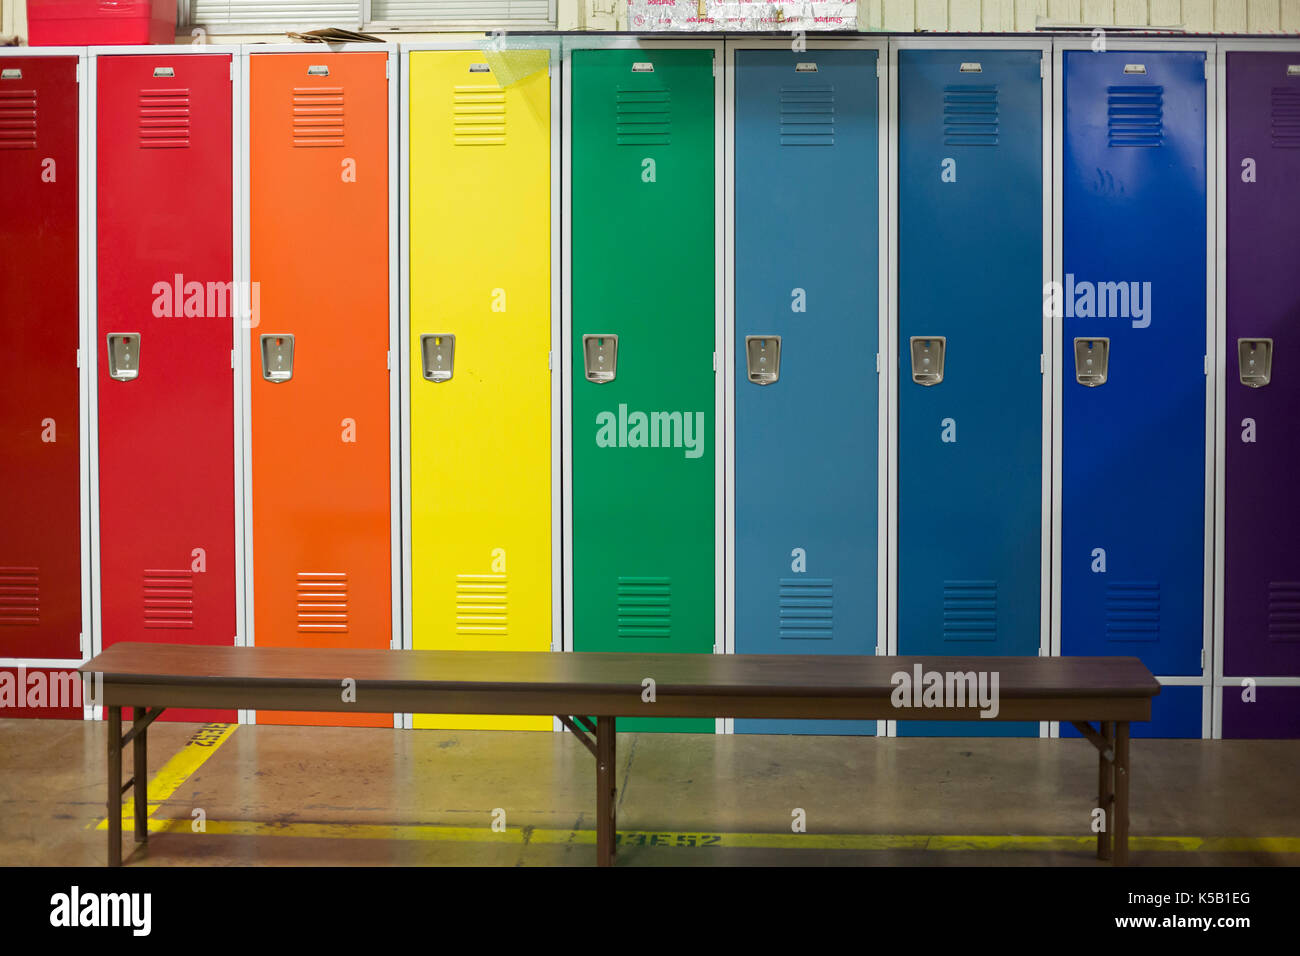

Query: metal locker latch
[745,335,782,385]
[582,334,619,384]
[260,333,295,383]
[1073,337,1110,387]
[420,334,455,383]
[909,336,946,386]
[1238,338,1273,388]
[106,333,141,382]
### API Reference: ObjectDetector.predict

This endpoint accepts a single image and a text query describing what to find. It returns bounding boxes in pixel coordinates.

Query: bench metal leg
[133,708,149,845]
[1113,721,1131,866]
[596,716,616,867]
[1097,720,1113,861]
[107,705,122,868]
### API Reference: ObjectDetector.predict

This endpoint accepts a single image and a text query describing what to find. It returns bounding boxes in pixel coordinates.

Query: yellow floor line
[85,722,1299,855]
[129,816,1300,855]
[91,722,237,831]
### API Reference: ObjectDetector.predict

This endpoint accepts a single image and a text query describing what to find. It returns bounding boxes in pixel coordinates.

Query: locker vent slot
[779,85,834,147]
[296,572,348,633]
[943,86,998,147]
[615,87,670,146]
[778,578,834,639]
[943,580,997,641]
[452,84,506,146]
[617,577,671,638]
[0,567,39,626]
[1107,86,1164,148]
[1270,88,1300,148]
[143,569,194,629]
[1268,582,1300,641]
[455,574,507,635]
[292,87,344,148]
[1105,581,1160,640]
[139,88,190,149]
[0,88,37,150]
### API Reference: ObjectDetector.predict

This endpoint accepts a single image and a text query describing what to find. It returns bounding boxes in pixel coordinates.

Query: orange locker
[246,49,396,727]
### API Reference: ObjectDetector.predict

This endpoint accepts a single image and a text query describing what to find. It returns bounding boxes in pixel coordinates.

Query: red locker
[0,54,83,676]
[94,52,237,722]
[0,667,86,718]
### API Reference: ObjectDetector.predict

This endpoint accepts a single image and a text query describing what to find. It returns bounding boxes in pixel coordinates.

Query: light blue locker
[1059,51,1207,740]
[733,48,879,734]
[896,49,1045,737]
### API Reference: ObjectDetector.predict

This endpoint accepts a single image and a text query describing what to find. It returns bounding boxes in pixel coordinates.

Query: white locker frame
[723,36,889,737]
[84,44,245,723]
[396,38,563,732]
[237,43,402,728]
[1211,38,1300,740]
[560,35,726,734]
[1051,37,1218,739]
[887,36,1054,739]
[0,47,94,718]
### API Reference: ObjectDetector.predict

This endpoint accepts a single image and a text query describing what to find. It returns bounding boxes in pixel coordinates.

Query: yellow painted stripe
[92,722,237,831]
[132,817,1300,855]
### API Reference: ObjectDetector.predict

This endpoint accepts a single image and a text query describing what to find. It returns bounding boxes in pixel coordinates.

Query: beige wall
[2,0,30,41]
[860,0,1300,31]
[2,0,1298,43]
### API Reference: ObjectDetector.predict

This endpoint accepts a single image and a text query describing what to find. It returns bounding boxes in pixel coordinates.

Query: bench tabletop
[81,643,1160,699]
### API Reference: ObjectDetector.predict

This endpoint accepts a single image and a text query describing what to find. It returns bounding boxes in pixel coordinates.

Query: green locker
[570,47,716,732]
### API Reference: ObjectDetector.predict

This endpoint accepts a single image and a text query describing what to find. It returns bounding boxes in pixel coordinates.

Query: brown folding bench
[80,643,1158,867]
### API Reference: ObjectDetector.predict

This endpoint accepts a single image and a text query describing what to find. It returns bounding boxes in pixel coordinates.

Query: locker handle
[420,333,455,383]
[1073,337,1110,387]
[583,334,618,384]
[745,335,782,385]
[106,333,141,382]
[260,333,295,384]
[909,336,946,386]
[1238,338,1273,388]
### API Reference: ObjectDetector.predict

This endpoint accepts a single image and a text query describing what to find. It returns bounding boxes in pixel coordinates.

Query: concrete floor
[1,718,1297,866]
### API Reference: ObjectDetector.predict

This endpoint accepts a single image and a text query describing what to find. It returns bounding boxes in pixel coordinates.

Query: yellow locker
[409,49,552,730]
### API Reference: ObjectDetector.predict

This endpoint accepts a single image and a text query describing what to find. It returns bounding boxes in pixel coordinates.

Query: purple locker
[1221,686,1300,738]
[1223,52,1300,694]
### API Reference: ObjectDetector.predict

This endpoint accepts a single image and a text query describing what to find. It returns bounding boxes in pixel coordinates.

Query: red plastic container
[26,0,177,46]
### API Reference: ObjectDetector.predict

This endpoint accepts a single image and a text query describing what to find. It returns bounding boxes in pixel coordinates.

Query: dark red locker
[0,55,83,669]
[0,666,86,718]
[95,53,236,722]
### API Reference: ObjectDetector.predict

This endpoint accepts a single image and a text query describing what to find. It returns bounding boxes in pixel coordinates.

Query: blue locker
[1062,684,1202,739]
[733,48,879,735]
[1060,51,1207,693]
[896,49,1045,737]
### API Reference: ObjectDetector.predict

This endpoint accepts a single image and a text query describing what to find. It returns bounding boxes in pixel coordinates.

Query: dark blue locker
[733,48,879,735]
[1062,684,1202,738]
[896,49,1045,737]
[1060,51,1207,695]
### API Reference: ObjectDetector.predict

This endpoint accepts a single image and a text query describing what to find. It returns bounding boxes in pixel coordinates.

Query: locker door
[571,48,715,732]
[733,48,878,736]
[1222,685,1300,738]
[1223,52,1300,685]
[0,57,82,665]
[896,49,1044,737]
[408,50,552,731]
[249,52,393,727]
[1061,51,1207,702]
[95,53,236,723]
